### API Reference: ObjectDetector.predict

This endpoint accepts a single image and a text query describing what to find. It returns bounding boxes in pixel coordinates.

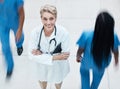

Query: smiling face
[40,5,57,34]
[41,12,56,32]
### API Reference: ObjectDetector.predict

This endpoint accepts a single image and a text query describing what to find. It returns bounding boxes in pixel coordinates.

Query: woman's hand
[53,52,70,60]
[113,50,119,70]
[32,49,43,55]
[76,47,84,63]
[76,56,82,63]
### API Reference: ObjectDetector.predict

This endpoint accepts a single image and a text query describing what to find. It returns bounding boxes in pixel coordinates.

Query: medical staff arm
[53,30,70,60]
[31,49,69,61]
[76,47,84,62]
[113,50,119,66]
[28,29,53,65]
[28,52,53,65]
[16,6,25,42]
[52,52,70,60]
[76,32,86,62]
[112,34,119,67]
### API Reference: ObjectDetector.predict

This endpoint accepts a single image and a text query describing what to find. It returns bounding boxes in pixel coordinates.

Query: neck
[44,29,54,37]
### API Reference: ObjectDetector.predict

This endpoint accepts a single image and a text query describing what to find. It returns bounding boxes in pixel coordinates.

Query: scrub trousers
[80,66,105,89]
[0,24,24,73]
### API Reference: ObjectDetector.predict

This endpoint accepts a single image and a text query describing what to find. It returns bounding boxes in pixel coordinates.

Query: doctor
[28,4,70,89]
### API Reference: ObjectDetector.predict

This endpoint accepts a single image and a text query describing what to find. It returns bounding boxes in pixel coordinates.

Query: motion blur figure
[76,11,119,89]
[0,0,25,78]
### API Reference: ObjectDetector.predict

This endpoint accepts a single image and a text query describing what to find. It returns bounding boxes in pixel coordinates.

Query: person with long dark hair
[76,11,119,89]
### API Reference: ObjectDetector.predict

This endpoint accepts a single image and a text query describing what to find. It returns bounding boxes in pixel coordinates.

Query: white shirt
[28,24,70,83]
[28,25,70,65]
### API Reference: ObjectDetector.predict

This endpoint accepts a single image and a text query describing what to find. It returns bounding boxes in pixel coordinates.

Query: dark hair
[91,11,114,68]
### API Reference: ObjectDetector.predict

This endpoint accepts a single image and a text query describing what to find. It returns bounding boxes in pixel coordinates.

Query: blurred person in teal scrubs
[0,0,25,78]
[76,11,119,89]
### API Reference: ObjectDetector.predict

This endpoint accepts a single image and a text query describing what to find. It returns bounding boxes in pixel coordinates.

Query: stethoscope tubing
[37,26,57,50]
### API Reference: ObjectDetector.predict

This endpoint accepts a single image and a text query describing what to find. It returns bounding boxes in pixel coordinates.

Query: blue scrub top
[0,0,24,27]
[76,31,119,70]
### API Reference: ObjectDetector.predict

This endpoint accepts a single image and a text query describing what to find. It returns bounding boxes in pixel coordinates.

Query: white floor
[0,0,120,89]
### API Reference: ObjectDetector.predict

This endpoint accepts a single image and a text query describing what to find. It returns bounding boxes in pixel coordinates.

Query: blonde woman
[28,4,70,89]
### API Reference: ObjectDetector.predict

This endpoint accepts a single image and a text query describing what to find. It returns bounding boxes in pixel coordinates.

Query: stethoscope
[37,26,57,52]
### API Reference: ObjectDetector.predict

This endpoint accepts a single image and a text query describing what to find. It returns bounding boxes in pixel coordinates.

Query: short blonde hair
[40,4,57,18]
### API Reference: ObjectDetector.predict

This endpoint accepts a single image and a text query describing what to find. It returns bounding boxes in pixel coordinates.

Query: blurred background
[0,0,120,89]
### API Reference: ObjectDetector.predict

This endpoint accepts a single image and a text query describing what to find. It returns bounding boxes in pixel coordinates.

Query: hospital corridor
[0,0,120,89]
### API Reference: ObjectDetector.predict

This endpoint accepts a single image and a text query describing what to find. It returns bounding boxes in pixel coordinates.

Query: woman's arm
[16,6,25,42]
[113,50,119,66]
[52,27,70,61]
[76,47,84,62]
[52,52,70,60]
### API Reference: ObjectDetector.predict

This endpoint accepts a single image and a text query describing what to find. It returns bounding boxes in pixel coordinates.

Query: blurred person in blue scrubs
[0,0,25,78]
[76,11,119,89]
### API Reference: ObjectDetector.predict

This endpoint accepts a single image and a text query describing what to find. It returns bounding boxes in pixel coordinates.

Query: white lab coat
[28,25,70,83]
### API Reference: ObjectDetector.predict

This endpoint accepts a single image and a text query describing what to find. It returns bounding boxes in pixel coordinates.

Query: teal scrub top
[0,0,24,27]
[77,31,119,70]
